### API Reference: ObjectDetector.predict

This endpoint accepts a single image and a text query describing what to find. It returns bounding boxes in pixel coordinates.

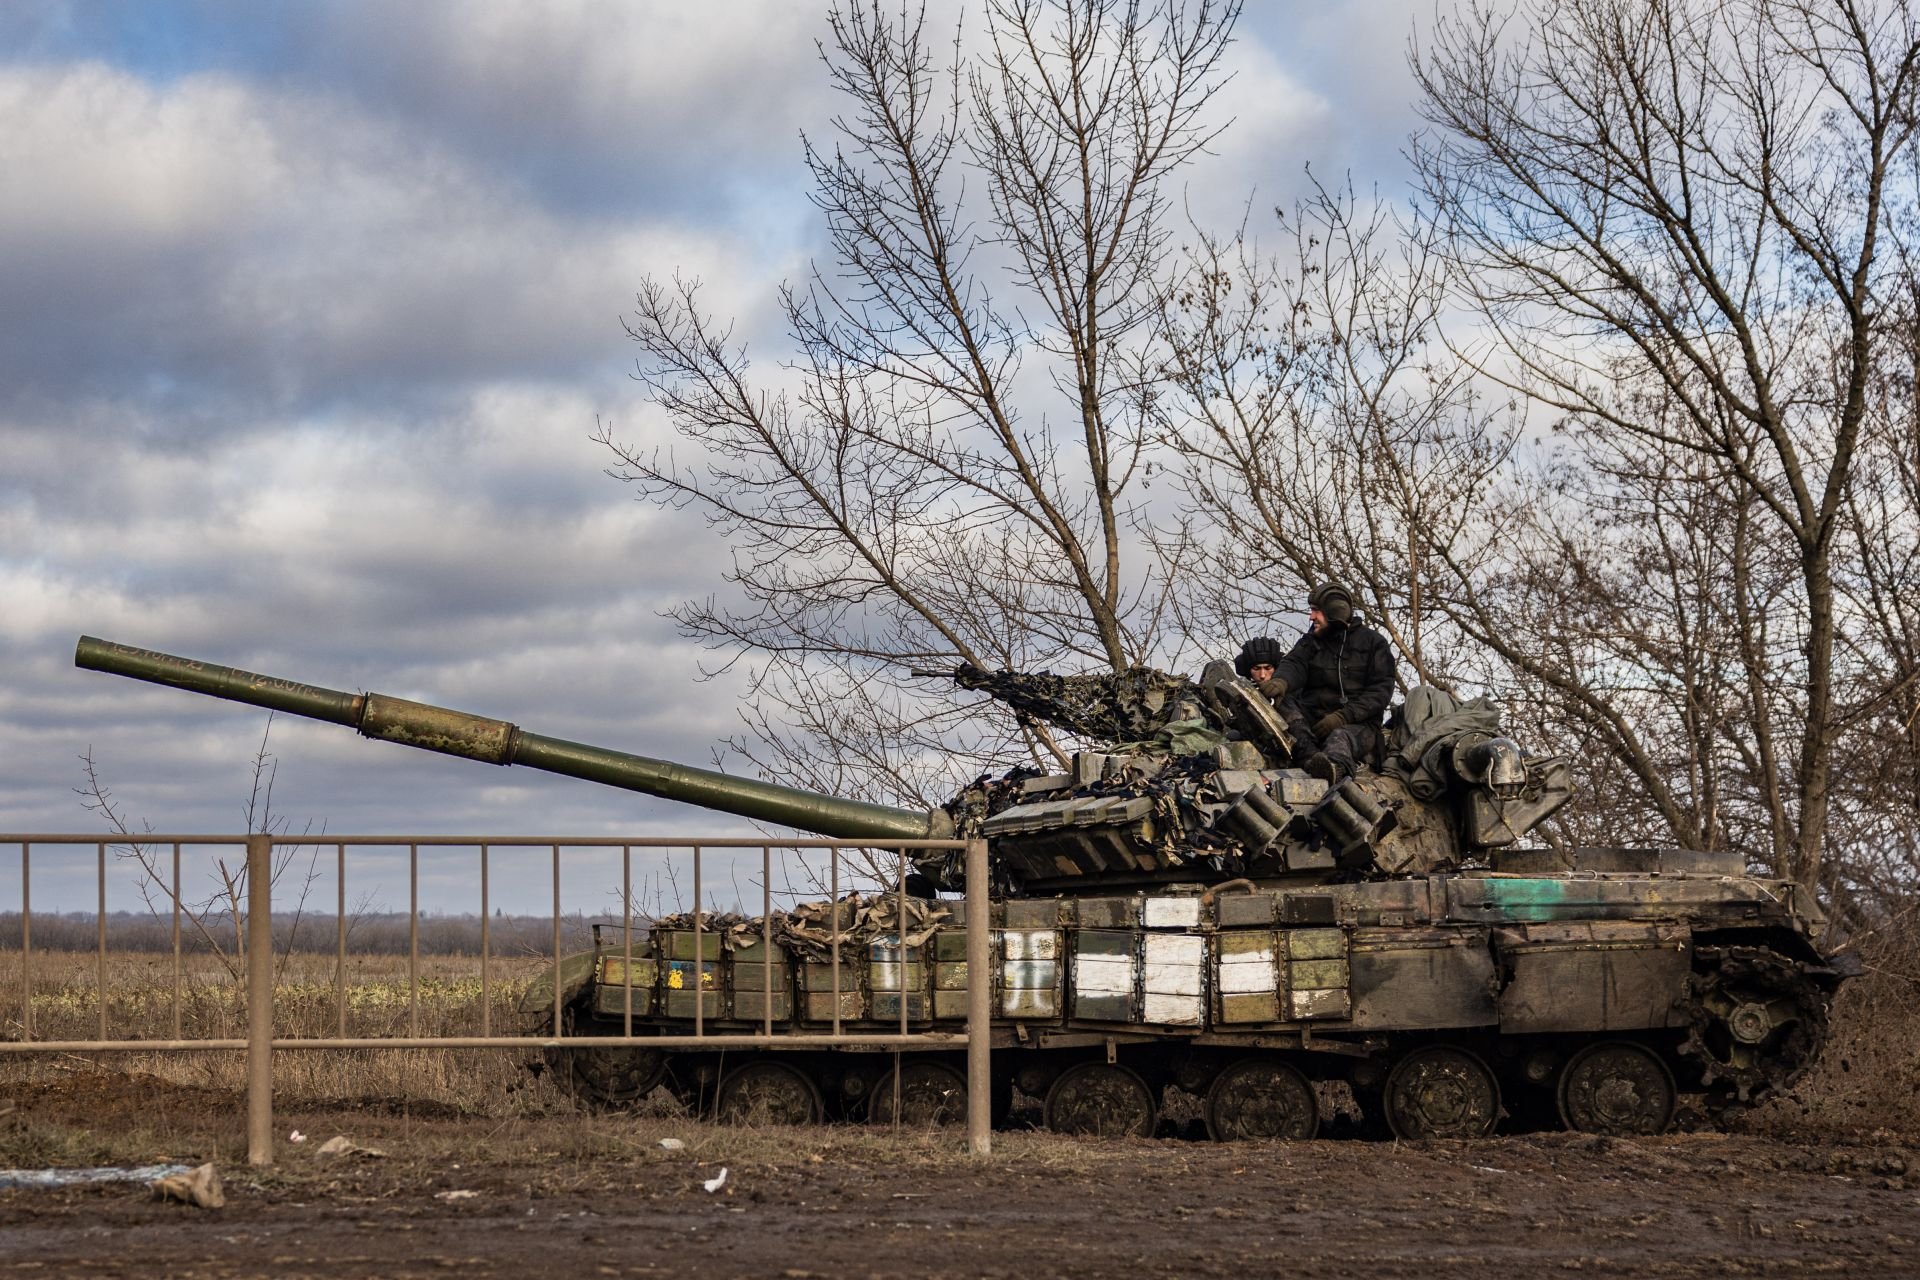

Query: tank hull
[545,855,1842,1138]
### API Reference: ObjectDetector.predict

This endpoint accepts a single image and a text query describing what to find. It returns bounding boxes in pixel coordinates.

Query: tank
[75,635,1852,1139]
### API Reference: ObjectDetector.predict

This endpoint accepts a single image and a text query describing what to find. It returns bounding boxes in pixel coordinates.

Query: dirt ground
[1,1073,1915,1279]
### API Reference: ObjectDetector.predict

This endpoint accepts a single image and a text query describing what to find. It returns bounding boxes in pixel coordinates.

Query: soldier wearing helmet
[1243,583,1396,784]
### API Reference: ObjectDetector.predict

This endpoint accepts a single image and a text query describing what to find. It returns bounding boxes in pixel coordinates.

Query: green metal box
[804,990,866,1022]
[659,931,724,960]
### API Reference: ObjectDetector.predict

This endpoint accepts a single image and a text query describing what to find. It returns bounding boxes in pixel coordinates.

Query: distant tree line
[0,911,608,957]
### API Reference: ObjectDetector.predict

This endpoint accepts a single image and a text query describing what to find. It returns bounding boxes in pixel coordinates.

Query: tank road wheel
[1557,1041,1677,1136]
[1384,1046,1500,1140]
[714,1060,824,1126]
[1204,1059,1320,1142]
[552,1045,670,1109]
[868,1060,969,1127]
[1043,1062,1157,1138]
[1681,946,1830,1105]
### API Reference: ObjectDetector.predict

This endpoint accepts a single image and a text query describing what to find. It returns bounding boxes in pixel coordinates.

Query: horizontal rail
[3,831,992,1162]
[0,1034,968,1053]
[0,834,968,848]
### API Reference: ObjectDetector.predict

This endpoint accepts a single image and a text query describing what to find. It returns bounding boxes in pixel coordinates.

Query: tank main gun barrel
[74,636,945,841]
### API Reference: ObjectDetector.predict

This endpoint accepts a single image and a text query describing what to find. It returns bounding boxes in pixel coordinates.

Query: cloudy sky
[1,1,1431,911]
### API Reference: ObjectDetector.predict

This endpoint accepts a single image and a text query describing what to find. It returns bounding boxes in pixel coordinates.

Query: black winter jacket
[1271,622,1396,726]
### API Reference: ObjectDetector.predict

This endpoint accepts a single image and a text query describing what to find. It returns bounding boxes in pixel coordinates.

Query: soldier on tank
[1237,583,1396,784]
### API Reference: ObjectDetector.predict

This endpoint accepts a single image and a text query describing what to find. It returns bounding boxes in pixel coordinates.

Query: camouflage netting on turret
[774,893,949,960]
[955,663,1216,745]
[656,895,949,960]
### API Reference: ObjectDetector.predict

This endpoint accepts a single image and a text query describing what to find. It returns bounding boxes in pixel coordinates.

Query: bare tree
[1411,0,1920,889]
[598,0,1241,805]
[1152,176,1522,691]
[77,714,331,979]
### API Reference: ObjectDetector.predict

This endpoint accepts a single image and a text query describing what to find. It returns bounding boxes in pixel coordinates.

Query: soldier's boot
[1304,752,1345,785]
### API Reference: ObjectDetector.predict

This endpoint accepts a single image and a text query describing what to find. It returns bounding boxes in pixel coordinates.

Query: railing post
[965,836,991,1157]
[246,833,274,1166]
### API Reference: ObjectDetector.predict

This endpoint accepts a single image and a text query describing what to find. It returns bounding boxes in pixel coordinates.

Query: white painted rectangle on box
[1000,959,1058,990]
[1143,991,1204,1024]
[1144,960,1204,996]
[1144,934,1206,967]
[1001,929,1060,961]
[1142,897,1202,929]
[1290,987,1351,1019]
[1218,958,1278,994]
[1002,988,1058,1018]
[1073,954,1136,995]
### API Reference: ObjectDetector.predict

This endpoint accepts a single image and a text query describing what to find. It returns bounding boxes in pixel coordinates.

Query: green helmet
[1308,583,1354,626]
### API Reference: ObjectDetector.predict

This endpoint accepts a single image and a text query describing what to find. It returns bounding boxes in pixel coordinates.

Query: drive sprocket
[1678,945,1829,1105]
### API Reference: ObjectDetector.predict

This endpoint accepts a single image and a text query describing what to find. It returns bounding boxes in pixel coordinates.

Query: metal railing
[0,833,992,1162]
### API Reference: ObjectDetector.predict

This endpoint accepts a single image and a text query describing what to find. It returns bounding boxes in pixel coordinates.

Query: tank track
[1678,945,1830,1105]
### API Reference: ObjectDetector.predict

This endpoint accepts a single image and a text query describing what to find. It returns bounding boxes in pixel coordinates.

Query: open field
[0,1073,1915,1280]
[2,950,1917,1277]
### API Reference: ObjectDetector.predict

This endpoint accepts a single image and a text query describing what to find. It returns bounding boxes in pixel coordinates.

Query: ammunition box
[1216,892,1277,926]
[804,990,866,1021]
[1290,986,1350,1020]
[1000,959,1058,989]
[1076,929,1135,957]
[1005,900,1062,928]
[933,989,970,1020]
[732,990,793,1021]
[591,961,658,1018]
[1001,987,1059,1018]
[1074,956,1135,1000]
[1286,928,1346,960]
[934,961,969,989]
[664,959,717,990]
[1143,896,1203,928]
[1288,958,1350,991]
[934,931,970,961]
[1219,991,1280,1023]
[1074,897,1136,928]
[1143,991,1203,1025]
[802,963,862,992]
[731,960,790,995]
[869,961,928,991]
[1001,929,1060,960]
[1217,958,1278,997]
[1072,992,1134,1022]
[659,931,724,961]
[871,992,931,1021]
[1217,930,1278,957]
[664,989,723,1019]
[596,955,658,988]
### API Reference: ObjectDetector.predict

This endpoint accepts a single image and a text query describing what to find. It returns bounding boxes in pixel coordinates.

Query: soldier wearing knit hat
[1265,583,1396,784]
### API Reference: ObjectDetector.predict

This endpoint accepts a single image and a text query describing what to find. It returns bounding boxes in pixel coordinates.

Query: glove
[1311,710,1346,739]
[1256,675,1289,702]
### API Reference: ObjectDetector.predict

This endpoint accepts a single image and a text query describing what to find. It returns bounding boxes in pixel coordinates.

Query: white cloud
[0,2,1452,907]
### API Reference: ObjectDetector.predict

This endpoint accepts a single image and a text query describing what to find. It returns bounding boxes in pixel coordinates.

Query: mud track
[2,1079,1914,1279]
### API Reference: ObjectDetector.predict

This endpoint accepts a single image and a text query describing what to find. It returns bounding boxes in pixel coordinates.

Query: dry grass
[0,949,556,1114]
[6,942,1916,1153]
[1745,936,1920,1144]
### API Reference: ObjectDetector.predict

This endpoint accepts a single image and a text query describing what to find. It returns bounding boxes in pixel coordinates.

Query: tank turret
[75,637,1570,891]
[923,661,1573,893]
